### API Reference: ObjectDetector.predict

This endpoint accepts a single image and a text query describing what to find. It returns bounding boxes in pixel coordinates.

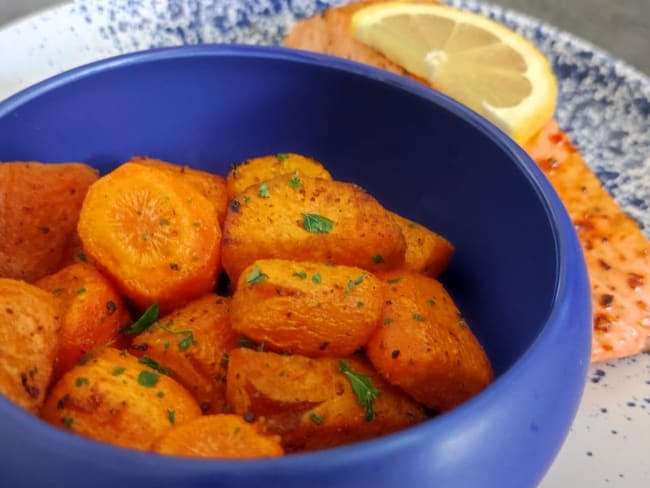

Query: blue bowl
[0,45,591,488]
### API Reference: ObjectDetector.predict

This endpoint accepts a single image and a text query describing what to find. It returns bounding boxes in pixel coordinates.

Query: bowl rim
[0,44,591,474]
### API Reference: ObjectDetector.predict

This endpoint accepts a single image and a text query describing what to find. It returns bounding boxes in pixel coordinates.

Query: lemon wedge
[350,2,558,144]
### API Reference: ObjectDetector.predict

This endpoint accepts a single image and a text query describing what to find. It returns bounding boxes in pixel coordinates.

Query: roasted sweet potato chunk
[40,347,201,451]
[231,259,384,357]
[0,278,61,414]
[226,349,426,452]
[390,211,454,277]
[0,162,98,282]
[366,271,493,412]
[222,175,406,280]
[226,153,332,198]
[77,162,222,313]
[153,414,284,459]
[130,156,228,225]
[36,263,131,381]
[130,294,237,413]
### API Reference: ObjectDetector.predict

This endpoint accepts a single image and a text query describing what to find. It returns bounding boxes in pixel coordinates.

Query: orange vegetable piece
[0,162,98,282]
[131,294,238,414]
[366,271,493,412]
[154,414,284,459]
[390,211,454,277]
[226,349,427,452]
[222,175,406,281]
[226,152,332,199]
[77,162,222,313]
[41,348,201,451]
[130,156,228,226]
[0,278,61,414]
[231,259,384,357]
[36,263,131,381]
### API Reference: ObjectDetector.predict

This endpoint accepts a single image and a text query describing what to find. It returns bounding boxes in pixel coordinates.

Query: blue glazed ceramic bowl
[0,45,591,488]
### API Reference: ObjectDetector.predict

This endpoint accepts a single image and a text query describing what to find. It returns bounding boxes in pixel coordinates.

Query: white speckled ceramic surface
[0,1,649,486]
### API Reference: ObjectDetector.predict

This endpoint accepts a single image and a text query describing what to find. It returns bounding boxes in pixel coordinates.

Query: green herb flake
[62,417,74,430]
[192,221,201,228]
[312,271,322,284]
[163,341,171,352]
[121,303,159,335]
[310,413,324,426]
[413,314,425,322]
[233,426,241,435]
[288,172,302,189]
[75,377,89,387]
[246,266,269,286]
[112,366,126,376]
[384,318,394,325]
[177,332,197,352]
[427,298,436,306]
[345,272,367,295]
[301,213,334,234]
[372,254,384,264]
[292,271,307,279]
[168,409,176,425]
[137,370,160,388]
[276,153,289,162]
[157,391,165,398]
[142,234,149,242]
[258,182,270,198]
[243,195,251,204]
[78,339,115,365]
[338,360,381,422]
[357,301,365,308]
[138,356,172,375]
[77,251,88,262]
[53,287,65,296]
[386,276,402,284]
[76,287,87,295]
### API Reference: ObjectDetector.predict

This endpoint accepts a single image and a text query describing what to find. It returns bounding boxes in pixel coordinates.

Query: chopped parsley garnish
[258,182,270,198]
[137,370,160,388]
[156,321,197,352]
[427,298,436,306]
[386,276,402,284]
[345,272,367,295]
[77,252,88,262]
[413,314,425,322]
[338,360,381,422]
[384,318,394,325]
[77,339,115,365]
[292,271,307,279]
[312,272,322,284]
[121,303,159,335]
[76,287,87,295]
[53,287,64,296]
[168,409,176,425]
[243,195,251,204]
[357,301,365,308]
[138,356,173,375]
[301,213,334,234]
[372,254,384,264]
[310,413,324,426]
[62,417,74,429]
[276,153,289,162]
[75,377,89,387]
[112,367,126,376]
[246,266,268,285]
[288,172,302,188]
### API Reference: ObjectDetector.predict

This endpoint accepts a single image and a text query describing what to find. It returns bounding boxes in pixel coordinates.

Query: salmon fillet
[284,0,650,362]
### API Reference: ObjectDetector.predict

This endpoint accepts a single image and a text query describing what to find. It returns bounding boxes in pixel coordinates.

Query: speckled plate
[1,1,649,486]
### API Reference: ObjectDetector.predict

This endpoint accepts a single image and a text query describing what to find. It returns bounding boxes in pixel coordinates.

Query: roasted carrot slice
[36,263,131,381]
[226,153,332,199]
[0,278,61,414]
[129,156,228,226]
[77,162,222,313]
[154,414,284,459]
[366,271,493,412]
[0,162,98,282]
[131,294,237,414]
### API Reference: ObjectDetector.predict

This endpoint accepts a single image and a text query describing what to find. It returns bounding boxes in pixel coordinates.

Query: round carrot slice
[77,163,221,313]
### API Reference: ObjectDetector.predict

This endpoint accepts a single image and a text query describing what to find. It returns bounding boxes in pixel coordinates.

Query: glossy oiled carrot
[77,162,222,313]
